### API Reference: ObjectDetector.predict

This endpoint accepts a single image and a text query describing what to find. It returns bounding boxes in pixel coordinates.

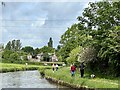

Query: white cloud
[2,1,100,48]
[31,17,46,27]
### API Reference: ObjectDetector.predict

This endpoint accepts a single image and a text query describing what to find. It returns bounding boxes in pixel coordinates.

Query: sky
[0,0,101,49]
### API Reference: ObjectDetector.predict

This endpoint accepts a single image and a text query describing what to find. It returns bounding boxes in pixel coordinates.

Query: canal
[0,70,67,89]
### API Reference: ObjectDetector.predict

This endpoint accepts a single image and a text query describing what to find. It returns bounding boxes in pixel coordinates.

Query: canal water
[0,70,67,89]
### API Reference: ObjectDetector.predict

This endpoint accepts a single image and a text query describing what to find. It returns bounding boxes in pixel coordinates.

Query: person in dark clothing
[79,62,85,77]
[55,64,58,71]
[70,64,76,77]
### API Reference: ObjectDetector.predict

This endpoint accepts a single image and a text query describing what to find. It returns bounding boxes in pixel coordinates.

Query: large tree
[16,40,21,51]
[5,40,21,51]
[58,1,120,76]
[48,37,53,48]
[59,24,80,60]
[39,46,55,53]
[77,1,120,30]
[21,46,34,54]
[76,1,120,76]
[34,48,40,55]
[59,24,92,60]
[11,40,15,51]
[5,41,11,50]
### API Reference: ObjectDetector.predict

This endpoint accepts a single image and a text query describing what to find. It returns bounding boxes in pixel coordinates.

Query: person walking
[70,64,76,77]
[52,63,55,73]
[55,64,58,71]
[79,62,85,77]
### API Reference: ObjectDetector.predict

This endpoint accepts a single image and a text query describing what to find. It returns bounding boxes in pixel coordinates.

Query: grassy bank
[44,67,119,89]
[0,63,50,73]
[0,62,61,73]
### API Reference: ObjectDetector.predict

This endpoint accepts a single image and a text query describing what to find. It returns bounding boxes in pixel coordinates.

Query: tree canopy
[48,37,53,48]
[58,1,120,76]
[21,46,34,55]
[5,40,21,51]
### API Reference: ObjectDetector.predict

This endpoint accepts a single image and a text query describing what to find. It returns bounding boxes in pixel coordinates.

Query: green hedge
[1,59,64,66]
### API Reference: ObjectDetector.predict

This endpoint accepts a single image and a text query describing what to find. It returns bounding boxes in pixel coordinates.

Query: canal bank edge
[0,66,39,73]
[40,67,119,89]
[0,63,53,73]
[45,75,89,90]
[0,63,50,73]
[39,67,90,89]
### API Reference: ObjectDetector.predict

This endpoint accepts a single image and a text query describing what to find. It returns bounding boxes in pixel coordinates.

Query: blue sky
[1,0,101,49]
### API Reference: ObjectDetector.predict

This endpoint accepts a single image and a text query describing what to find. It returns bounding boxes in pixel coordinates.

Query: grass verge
[44,67,119,89]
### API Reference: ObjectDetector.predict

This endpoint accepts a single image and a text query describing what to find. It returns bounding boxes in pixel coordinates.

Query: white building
[27,54,32,60]
[36,52,43,61]
[51,53,58,62]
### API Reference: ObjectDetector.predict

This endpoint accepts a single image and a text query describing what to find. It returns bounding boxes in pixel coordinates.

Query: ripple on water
[1,70,66,88]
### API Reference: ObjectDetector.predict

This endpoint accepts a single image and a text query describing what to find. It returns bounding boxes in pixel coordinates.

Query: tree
[57,55,62,62]
[39,46,55,54]
[77,1,120,30]
[34,48,40,55]
[11,40,16,51]
[5,41,11,50]
[5,40,22,51]
[59,24,80,60]
[96,26,120,76]
[16,40,21,51]
[48,37,53,48]
[21,46,34,54]
[57,1,120,76]
[10,52,20,61]
[78,46,97,63]
[60,24,79,45]
[43,53,50,62]
[39,46,55,61]
[59,24,92,61]
[0,44,4,50]
[2,50,13,59]
[66,46,82,65]
[56,45,61,51]
[76,1,120,76]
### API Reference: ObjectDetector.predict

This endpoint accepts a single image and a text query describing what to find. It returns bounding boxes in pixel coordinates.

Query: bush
[66,46,82,65]
[58,55,62,62]
[10,52,20,61]
[78,47,97,63]
[22,55,28,61]
[2,50,13,59]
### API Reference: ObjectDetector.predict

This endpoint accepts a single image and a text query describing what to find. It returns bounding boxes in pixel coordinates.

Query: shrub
[10,52,20,61]
[78,46,97,63]
[66,46,82,65]
[22,55,28,61]
[2,50,13,59]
